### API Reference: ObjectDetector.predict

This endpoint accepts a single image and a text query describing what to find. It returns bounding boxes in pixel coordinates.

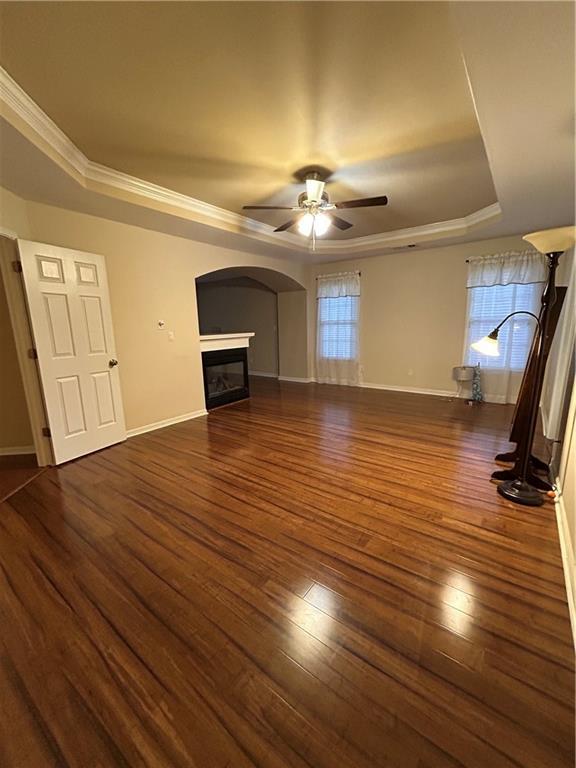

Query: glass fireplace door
[202,348,249,409]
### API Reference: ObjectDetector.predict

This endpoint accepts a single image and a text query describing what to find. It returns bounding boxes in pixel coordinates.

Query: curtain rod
[316,271,361,278]
[465,248,540,263]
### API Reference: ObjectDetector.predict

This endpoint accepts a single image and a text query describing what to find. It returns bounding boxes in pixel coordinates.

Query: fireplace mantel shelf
[200,332,255,352]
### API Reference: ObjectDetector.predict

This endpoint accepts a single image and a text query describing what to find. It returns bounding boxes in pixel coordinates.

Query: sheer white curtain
[464,249,546,403]
[316,272,360,385]
[467,250,547,288]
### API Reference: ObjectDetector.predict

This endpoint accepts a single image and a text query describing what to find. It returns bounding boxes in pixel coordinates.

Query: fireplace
[202,347,250,409]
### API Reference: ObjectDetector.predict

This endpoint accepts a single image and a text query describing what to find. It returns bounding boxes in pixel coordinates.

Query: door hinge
[28,348,38,360]
[12,260,22,273]
[42,427,51,438]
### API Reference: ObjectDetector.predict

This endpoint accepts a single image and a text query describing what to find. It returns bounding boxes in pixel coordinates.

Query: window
[465,282,542,370]
[318,295,359,360]
[316,271,360,385]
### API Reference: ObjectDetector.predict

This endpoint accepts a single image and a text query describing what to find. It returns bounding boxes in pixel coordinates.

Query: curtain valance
[466,250,547,289]
[316,271,360,298]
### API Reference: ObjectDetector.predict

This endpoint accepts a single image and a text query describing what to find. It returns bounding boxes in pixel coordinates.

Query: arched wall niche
[195,265,306,293]
[196,266,309,382]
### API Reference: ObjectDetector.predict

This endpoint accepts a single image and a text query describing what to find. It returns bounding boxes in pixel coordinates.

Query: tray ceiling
[0,1,497,240]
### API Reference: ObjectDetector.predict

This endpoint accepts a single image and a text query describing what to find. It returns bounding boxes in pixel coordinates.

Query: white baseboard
[360,382,458,398]
[278,376,316,384]
[250,371,278,378]
[0,445,35,456]
[363,382,509,404]
[254,375,510,403]
[483,394,508,404]
[127,409,208,438]
[555,484,576,650]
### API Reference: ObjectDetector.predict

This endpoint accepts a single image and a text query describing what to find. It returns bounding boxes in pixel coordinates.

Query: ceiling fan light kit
[297,212,314,237]
[242,166,389,245]
[297,211,332,237]
[305,178,325,203]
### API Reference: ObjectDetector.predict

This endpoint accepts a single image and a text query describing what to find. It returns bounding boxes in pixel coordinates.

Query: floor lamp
[471,226,575,507]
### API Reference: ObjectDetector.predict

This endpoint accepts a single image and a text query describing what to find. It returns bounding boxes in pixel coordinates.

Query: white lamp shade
[523,226,576,254]
[305,179,325,203]
[471,335,500,356]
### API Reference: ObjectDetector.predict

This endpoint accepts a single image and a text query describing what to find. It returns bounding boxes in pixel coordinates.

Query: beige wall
[197,281,278,374]
[557,375,576,641]
[278,290,309,380]
[0,186,310,432]
[0,189,35,451]
[0,267,33,450]
[0,186,31,238]
[541,247,575,638]
[311,234,531,396]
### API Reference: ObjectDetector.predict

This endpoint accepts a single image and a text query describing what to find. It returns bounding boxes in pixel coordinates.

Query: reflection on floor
[0,453,43,501]
[0,378,573,767]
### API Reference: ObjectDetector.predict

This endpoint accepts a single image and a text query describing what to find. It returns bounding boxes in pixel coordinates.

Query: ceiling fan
[242,166,388,240]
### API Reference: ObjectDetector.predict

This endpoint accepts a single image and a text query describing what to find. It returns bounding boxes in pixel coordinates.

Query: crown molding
[85,161,299,242]
[0,66,305,254]
[0,67,88,177]
[0,65,502,258]
[312,202,502,254]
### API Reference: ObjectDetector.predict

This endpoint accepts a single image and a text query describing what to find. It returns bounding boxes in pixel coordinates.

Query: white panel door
[17,240,126,464]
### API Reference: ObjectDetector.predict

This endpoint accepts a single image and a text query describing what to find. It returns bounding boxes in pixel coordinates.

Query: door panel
[75,261,99,286]
[18,240,126,464]
[44,293,76,357]
[57,376,87,436]
[80,296,107,354]
[92,371,116,426]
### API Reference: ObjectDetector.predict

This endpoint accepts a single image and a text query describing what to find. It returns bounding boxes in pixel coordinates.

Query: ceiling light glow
[297,212,314,236]
[314,212,331,237]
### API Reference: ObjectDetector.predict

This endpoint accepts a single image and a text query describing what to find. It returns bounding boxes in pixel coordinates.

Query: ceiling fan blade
[243,205,294,210]
[335,195,388,209]
[330,215,353,231]
[274,218,300,232]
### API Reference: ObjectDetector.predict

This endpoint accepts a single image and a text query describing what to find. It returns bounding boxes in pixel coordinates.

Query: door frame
[0,235,53,466]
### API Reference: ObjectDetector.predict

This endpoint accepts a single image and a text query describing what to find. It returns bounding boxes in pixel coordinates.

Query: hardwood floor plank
[0,379,573,767]
[0,454,44,503]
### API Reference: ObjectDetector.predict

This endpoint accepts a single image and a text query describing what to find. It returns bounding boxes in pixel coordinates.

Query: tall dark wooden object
[495,252,564,504]
[493,284,567,490]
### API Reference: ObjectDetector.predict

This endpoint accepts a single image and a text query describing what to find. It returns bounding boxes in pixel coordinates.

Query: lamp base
[497,479,544,507]
[491,468,553,492]
[494,450,550,473]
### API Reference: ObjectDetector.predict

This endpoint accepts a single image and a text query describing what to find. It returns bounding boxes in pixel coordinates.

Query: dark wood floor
[0,453,43,503]
[0,379,573,768]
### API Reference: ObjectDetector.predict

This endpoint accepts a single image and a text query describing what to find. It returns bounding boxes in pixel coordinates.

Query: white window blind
[318,295,359,360]
[465,282,542,370]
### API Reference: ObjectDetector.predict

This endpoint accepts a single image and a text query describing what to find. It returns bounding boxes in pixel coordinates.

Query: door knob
[108,359,119,368]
